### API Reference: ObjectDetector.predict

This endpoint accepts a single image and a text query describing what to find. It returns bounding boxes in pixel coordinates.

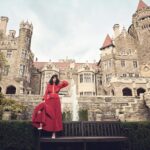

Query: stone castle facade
[98,0,150,97]
[0,16,34,94]
[31,59,99,97]
[1,0,150,121]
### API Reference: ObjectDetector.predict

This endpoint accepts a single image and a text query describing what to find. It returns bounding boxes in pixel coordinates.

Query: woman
[32,74,69,138]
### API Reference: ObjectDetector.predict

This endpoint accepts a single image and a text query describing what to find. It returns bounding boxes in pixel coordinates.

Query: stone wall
[4,94,150,122]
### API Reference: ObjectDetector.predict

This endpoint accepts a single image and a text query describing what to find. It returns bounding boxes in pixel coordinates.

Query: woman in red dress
[32,74,69,138]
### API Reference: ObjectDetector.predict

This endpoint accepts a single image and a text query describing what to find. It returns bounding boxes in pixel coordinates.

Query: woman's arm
[59,80,69,89]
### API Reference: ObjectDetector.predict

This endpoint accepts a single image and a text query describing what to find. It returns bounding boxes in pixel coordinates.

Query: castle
[1,0,150,121]
[0,17,34,94]
[97,0,150,97]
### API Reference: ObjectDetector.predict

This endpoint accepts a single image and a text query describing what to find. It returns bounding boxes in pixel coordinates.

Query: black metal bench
[38,121,128,150]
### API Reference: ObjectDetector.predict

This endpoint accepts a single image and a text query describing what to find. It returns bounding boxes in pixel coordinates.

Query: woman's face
[53,77,57,83]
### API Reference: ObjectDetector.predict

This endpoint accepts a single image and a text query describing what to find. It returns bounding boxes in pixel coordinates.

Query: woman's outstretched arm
[59,80,69,89]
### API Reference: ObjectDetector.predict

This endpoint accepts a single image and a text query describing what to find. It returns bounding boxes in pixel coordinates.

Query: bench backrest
[61,121,124,137]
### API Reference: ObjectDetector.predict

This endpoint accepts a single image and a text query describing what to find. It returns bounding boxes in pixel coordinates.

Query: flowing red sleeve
[59,80,69,89]
[43,84,49,100]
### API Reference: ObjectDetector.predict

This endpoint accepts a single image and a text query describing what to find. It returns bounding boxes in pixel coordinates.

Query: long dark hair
[49,74,60,85]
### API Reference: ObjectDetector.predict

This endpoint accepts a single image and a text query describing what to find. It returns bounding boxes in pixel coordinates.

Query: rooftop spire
[100,34,114,50]
[137,0,148,10]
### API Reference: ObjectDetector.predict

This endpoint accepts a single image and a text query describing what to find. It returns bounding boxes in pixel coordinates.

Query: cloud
[1,0,149,62]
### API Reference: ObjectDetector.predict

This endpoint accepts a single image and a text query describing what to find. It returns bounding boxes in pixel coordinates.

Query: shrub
[0,93,28,120]
[1,120,150,150]
[62,111,72,121]
[78,109,88,121]
[123,121,150,150]
[0,120,38,150]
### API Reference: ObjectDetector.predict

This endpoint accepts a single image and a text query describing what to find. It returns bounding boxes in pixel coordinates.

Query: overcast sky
[1,0,150,62]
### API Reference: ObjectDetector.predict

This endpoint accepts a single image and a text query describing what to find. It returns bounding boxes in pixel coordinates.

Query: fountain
[71,78,79,121]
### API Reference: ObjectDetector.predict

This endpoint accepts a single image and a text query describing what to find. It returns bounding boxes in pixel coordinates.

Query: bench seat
[40,136,128,143]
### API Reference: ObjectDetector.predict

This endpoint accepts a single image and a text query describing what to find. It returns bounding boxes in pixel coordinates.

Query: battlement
[0,16,8,22]
[0,40,17,50]
[20,20,33,31]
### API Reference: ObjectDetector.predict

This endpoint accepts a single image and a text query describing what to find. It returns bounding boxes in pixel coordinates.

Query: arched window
[122,88,132,96]
[0,87,2,93]
[137,88,146,96]
[6,85,16,94]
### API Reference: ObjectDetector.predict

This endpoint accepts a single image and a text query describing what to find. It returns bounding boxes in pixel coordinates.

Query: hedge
[123,121,150,150]
[0,121,150,150]
[0,120,38,150]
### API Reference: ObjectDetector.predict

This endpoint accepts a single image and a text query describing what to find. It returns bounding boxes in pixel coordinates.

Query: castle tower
[132,0,150,42]
[16,20,33,93]
[0,16,8,35]
[132,0,150,77]
[99,34,116,94]
[18,20,33,50]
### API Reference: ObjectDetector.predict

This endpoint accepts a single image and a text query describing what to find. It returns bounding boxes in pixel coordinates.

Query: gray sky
[1,0,150,62]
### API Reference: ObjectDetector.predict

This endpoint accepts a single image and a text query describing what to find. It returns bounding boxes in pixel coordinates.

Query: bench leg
[83,142,87,150]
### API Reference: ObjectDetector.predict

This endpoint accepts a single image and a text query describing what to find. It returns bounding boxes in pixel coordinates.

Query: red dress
[32,80,68,131]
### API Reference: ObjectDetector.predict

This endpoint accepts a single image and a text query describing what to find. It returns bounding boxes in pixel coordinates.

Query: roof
[100,34,114,50]
[137,0,148,10]
[33,61,97,71]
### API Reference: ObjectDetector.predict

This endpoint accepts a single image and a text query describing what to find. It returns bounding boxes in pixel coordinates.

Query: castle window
[84,92,92,96]
[106,74,111,82]
[137,88,146,96]
[80,92,83,96]
[121,60,125,67]
[129,73,133,77]
[111,89,115,96]
[133,61,138,68]
[97,76,102,85]
[6,85,16,94]
[21,50,27,59]
[122,88,132,96]
[122,74,126,77]
[135,74,139,77]
[104,62,107,70]
[3,65,10,76]
[121,50,126,55]
[7,50,12,58]
[80,74,83,83]
[25,37,30,46]
[128,49,131,55]
[84,73,91,83]
[108,60,112,67]
[92,74,95,83]
[19,64,25,76]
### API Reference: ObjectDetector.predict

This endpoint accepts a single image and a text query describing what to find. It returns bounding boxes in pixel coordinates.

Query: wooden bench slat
[40,136,128,143]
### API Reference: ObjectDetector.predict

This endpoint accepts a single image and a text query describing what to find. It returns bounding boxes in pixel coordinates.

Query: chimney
[8,30,16,38]
[113,24,120,38]
[0,16,9,34]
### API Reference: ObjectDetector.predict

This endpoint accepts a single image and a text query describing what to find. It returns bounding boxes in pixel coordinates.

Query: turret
[0,16,8,34]
[100,34,114,50]
[132,0,150,43]
[18,20,33,50]
[132,0,150,77]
